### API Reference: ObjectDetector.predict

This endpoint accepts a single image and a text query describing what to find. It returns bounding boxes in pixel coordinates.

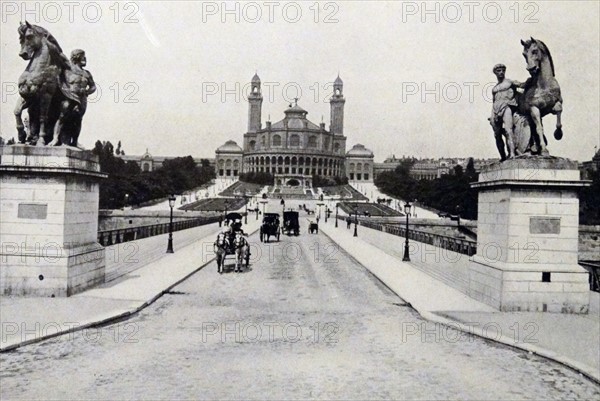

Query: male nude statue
[489,64,525,160]
[51,49,96,146]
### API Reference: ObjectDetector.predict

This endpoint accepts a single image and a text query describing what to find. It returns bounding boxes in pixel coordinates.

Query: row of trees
[92,141,215,209]
[312,175,349,187]
[238,172,348,188]
[581,168,600,225]
[375,158,600,224]
[238,172,274,186]
[375,158,478,219]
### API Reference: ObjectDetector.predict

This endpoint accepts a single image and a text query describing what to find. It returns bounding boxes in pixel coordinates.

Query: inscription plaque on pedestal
[530,217,561,234]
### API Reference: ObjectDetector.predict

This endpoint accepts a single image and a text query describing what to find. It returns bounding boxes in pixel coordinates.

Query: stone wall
[579,225,600,261]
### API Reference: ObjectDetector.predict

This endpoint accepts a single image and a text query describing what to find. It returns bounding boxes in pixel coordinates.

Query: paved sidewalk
[0,218,261,352]
[317,218,600,383]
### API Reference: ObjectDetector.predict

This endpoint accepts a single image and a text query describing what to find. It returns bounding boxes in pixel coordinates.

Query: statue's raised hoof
[554,127,563,140]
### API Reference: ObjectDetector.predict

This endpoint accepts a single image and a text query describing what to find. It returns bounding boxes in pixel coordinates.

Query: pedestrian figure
[346,216,352,229]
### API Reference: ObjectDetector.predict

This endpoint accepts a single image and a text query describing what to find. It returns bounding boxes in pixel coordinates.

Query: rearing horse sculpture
[512,37,563,156]
[14,22,70,145]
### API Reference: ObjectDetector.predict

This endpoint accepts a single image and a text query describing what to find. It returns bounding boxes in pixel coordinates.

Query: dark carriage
[225,212,243,227]
[308,221,318,234]
[260,213,280,242]
[282,211,300,236]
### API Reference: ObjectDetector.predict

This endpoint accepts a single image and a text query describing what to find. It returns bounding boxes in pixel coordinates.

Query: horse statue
[511,37,563,156]
[14,22,70,145]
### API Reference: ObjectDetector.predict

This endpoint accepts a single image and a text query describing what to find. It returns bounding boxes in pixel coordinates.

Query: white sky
[1,1,599,162]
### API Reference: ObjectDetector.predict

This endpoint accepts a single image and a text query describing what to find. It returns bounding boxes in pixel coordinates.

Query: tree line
[92,141,215,209]
[374,158,479,219]
[375,157,600,224]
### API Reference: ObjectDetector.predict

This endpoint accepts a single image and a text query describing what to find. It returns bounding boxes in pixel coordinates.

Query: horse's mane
[525,38,555,77]
[536,39,555,77]
[19,23,69,68]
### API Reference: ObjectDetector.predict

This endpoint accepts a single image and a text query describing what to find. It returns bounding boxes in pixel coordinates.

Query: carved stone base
[468,157,591,313]
[0,145,107,296]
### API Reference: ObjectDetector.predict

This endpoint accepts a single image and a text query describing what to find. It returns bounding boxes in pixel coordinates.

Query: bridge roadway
[1,230,599,399]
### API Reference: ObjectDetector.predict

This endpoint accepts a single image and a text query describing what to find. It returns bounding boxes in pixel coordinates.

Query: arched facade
[345,144,374,182]
[215,140,243,177]
[240,74,348,188]
[140,149,154,172]
[214,74,375,187]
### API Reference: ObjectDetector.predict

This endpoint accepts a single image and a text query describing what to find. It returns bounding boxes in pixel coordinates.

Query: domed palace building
[215,74,374,186]
[215,140,243,178]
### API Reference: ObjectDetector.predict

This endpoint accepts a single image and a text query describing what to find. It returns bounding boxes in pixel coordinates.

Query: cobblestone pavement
[1,231,599,400]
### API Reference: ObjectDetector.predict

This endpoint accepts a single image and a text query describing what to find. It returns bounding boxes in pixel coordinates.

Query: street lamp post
[244,193,250,224]
[353,208,358,237]
[335,203,339,228]
[403,202,412,261]
[260,200,267,216]
[166,194,176,253]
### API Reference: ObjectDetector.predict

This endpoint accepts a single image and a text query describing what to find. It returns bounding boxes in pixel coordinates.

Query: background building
[215,140,243,178]
[216,74,355,188]
[120,149,214,172]
[346,144,374,182]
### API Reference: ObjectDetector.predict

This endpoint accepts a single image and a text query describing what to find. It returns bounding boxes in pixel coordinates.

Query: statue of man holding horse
[489,38,564,160]
[14,22,95,147]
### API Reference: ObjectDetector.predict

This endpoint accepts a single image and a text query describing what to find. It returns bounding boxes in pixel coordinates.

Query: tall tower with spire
[247,73,263,133]
[329,75,345,136]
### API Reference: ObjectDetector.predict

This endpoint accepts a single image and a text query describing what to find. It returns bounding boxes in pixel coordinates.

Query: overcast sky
[1,1,598,162]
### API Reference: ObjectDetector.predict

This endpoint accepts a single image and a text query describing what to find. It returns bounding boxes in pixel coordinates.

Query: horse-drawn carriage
[308,221,319,234]
[260,213,280,242]
[282,211,300,236]
[214,219,250,274]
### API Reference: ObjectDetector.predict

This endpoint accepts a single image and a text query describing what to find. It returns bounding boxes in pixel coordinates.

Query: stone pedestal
[468,157,591,313]
[0,145,107,297]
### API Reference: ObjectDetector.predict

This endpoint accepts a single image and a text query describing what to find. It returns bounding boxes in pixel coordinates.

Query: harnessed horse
[214,231,250,273]
[232,232,250,273]
[214,232,230,274]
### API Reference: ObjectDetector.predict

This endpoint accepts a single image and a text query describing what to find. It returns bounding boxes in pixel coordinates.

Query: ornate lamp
[403,202,412,261]
[166,194,176,253]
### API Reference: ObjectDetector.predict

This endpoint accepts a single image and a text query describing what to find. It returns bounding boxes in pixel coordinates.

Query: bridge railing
[342,216,600,293]
[337,215,477,256]
[97,216,220,246]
